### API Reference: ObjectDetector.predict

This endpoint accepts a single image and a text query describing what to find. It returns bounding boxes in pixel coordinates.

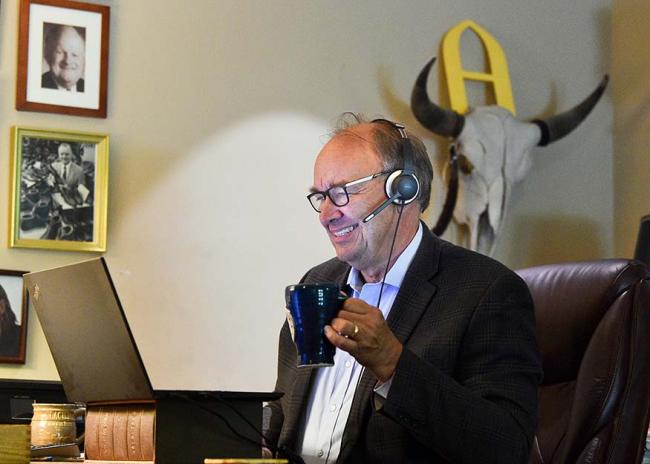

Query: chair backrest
[517,259,650,464]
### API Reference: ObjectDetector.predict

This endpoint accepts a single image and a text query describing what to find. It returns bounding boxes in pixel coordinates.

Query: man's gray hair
[331,113,434,212]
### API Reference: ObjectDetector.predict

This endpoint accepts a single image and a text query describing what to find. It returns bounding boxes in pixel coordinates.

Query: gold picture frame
[9,126,109,252]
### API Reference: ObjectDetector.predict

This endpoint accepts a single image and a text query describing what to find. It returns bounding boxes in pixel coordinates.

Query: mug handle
[74,406,86,445]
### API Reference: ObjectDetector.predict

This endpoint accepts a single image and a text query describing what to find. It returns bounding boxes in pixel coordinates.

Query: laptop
[24,258,280,404]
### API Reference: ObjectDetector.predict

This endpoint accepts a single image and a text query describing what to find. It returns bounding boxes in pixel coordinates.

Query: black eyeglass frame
[307,171,390,212]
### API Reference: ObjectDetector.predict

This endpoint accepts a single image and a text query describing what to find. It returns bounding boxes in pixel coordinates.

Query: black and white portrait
[19,137,96,242]
[41,22,86,92]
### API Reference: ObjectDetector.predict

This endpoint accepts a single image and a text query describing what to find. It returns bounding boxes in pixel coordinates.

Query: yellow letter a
[441,20,515,115]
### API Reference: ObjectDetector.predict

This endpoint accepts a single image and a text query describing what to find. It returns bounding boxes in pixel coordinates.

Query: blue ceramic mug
[285,283,347,367]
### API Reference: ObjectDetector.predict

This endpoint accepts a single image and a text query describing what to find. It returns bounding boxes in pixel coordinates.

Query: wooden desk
[0,424,30,464]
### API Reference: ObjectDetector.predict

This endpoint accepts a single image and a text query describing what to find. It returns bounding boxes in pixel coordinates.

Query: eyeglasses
[307,171,390,212]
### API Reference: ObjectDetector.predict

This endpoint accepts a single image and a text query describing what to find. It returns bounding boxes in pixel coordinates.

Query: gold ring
[352,323,359,338]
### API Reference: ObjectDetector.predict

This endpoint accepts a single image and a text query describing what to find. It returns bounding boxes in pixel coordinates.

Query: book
[0,424,30,464]
[84,403,155,461]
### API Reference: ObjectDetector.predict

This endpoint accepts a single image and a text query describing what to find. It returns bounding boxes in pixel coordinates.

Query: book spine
[140,406,155,460]
[84,405,99,458]
[99,406,115,460]
[85,404,155,461]
[126,407,142,460]
[113,407,129,460]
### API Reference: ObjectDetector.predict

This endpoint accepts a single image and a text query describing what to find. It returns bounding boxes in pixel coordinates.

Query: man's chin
[332,245,360,268]
[56,74,80,88]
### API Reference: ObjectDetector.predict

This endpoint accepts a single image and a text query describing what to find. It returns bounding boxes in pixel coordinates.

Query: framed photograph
[9,127,109,252]
[0,270,29,364]
[16,0,110,118]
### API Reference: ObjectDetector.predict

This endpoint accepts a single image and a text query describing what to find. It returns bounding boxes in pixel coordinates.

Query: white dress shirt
[297,224,423,463]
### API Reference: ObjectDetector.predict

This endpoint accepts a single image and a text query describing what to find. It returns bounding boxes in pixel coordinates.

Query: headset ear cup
[384,170,401,198]
[385,170,420,205]
[396,173,420,204]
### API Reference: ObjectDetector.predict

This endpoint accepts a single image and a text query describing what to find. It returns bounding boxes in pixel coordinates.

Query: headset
[362,119,421,223]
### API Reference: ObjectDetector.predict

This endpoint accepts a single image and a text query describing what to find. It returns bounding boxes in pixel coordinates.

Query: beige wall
[612,0,650,258]
[0,1,615,391]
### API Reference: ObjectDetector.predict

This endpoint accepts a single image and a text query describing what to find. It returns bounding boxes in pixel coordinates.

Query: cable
[376,204,405,308]
[207,393,305,463]
[207,392,268,443]
[171,393,305,464]
[170,393,264,450]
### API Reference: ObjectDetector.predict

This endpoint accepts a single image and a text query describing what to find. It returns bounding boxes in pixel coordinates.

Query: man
[51,143,85,190]
[267,115,542,463]
[42,25,85,92]
[42,143,89,241]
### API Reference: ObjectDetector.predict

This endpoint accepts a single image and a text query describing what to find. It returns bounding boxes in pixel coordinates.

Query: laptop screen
[24,258,154,403]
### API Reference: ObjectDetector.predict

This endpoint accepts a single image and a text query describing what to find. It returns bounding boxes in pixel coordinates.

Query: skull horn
[532,75,609,146]
[411,57,465,138]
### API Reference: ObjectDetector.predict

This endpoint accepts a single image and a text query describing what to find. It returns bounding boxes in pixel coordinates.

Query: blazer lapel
[337,225,441,462]
[386,227,440,343]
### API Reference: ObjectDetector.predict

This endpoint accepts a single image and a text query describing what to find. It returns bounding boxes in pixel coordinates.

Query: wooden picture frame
[16,0,110,118]
[9,126,109,252]
[0,270,29,364]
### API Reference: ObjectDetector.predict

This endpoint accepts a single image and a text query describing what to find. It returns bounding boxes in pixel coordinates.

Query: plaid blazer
[267,226,542,463]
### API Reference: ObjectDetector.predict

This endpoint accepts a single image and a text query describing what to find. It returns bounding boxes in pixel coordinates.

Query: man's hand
[324,297,403,382]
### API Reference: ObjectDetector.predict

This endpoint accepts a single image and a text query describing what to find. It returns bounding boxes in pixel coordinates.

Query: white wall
[0,0,614,391]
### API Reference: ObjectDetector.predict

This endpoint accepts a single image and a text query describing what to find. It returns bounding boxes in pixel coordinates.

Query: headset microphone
[363,192,400,223]
[363,169,422,223]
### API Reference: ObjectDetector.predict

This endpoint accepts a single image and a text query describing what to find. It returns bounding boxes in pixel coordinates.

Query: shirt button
[318,450,324,457]
[329,403,337,412]
[345,361,351,368]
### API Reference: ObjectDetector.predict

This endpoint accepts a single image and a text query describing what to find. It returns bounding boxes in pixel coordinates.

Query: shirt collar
[347,222,423,293]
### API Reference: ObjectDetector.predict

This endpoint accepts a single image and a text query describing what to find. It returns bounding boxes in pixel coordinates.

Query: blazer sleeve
[379,272,542,464]
[265,321,292,450]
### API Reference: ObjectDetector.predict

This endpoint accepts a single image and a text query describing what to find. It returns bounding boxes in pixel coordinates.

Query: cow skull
[411,57,608,255]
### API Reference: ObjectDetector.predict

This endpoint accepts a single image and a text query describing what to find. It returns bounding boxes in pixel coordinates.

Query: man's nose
[319,196,342,223]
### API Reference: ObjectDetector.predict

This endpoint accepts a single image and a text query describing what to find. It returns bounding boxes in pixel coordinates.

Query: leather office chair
[517,259,650,464]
